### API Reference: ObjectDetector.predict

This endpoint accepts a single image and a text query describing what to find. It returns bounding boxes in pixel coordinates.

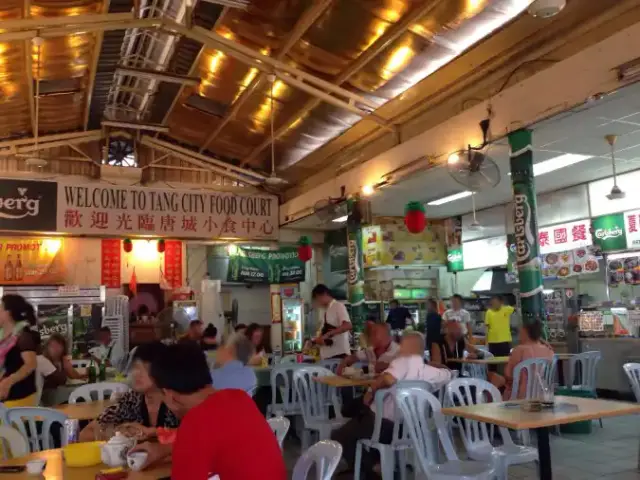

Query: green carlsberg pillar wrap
[508,129,547,338]
[346,197,365,338]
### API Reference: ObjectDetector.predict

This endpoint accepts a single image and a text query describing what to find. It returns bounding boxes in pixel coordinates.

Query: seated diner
[336,322,399,375]
[211,333,257,393]
[430,319,482,373]
[38,333,87,389]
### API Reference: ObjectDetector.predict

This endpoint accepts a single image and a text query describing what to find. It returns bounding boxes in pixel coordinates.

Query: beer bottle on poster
[14,254,23,281]
[4,255,14,281]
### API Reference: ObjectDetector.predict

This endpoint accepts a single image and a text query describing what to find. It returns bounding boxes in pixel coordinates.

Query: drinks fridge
[281,285,304,353]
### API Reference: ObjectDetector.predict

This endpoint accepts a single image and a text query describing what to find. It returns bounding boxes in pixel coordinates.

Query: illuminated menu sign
[538,219,592,254]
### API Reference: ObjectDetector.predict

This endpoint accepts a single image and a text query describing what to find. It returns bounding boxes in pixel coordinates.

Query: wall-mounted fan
[447,119,500,192]
[312,187,347,223]
[105,135,136,167]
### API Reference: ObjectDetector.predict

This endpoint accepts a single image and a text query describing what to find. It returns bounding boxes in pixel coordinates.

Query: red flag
[129,267,138,296]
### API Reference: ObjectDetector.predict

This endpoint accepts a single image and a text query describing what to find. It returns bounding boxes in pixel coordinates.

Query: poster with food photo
[542,251,573,279]
[573,246,600,276]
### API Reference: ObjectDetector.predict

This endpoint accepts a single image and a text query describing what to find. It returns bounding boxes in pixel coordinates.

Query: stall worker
[311,284,352,360]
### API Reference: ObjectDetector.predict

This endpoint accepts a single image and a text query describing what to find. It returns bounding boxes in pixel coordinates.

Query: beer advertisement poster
[37,304,70,341]
[0,238,65,285]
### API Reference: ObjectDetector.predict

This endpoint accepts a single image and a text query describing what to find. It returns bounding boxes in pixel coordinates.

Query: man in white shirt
[336,323,399,375]
[331,331,451,475]
[311,284,352,360]
[88,327,124,368]
[442,294,472,340]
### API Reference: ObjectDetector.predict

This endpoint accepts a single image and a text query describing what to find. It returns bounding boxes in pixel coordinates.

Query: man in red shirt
[132,344,286,480]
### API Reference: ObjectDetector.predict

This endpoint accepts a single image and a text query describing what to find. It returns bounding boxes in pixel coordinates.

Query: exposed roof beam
[102,120,170,132]
[238,0,443,167]
[23,0,35,137]
[83,0,111,131]
[0,12,132,30]
[115,66,201,86]
[0,130,103,150]
[198,0,334,153]
[0,132,103,156]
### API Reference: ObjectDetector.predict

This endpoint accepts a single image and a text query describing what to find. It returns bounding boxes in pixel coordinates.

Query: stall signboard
[446,248,464,272]
[0,238,64,284]
[591,212,628,252]
[362,220,446,267]
[0,179,57,232]
[55,181,278,240]
[163,240,183,288]
[538,219,591,254]
[101,239,121,288]
[227,246,305,284]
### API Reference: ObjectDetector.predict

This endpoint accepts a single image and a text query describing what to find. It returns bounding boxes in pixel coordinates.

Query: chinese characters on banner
[164,240,183,288]
[537,219,591,255]
[624,209,640,249]
[56,182,279,240]
[101,239,121,288]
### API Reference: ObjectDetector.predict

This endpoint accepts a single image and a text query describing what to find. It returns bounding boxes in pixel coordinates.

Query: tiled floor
[282,415,640,479]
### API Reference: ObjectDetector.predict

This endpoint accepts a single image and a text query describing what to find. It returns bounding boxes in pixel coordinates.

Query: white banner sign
[538,219,591,254]
[624,209,640,249]
[462,235,507,270]
[56,183,279,240]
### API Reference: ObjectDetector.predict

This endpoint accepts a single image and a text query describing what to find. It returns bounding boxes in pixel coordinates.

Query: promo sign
[227,247,305,284]
[538,219,592,254]
[56,182,279,240]
[0,238,65,285]
[446,248,464,272]
[0,179,57,232]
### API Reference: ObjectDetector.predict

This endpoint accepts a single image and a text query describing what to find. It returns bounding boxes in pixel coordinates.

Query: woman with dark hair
[38,333,86,389]
[492,321,554,400]
[245,323,266,366]
[79,342,179,442]
[0,294,39,406]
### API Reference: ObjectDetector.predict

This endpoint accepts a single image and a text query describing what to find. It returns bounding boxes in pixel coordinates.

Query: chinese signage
[0,179,57,232]
[227,247,305,284]
[446,248,464,272]
[623,209,640,249]
[591,212,627,252]
[101,239,122,288]
[538,219,591,254]
[362,220,446,267]
[0,238,65,285]
[163,240,183,288]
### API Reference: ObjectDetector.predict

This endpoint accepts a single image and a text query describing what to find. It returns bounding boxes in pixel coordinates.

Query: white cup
[126,452,148,472]
[26,459,46,475]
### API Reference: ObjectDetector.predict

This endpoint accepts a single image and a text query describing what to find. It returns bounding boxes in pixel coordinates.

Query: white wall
[440,268,486,298]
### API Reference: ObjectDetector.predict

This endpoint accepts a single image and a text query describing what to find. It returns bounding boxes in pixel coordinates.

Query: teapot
[100,432,136,467]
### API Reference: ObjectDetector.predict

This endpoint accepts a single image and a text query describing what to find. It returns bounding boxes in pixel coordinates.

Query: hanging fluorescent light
[332,215,348,223]
[508,153,593,177]
[427,191,472,206]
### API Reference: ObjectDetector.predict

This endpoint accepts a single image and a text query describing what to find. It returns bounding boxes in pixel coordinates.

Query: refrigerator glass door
[283,299,302,353]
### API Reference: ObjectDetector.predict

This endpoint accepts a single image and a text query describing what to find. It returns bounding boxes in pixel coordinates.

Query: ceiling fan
[20,36,47,168]
[604,134,625,200]
[263,74,288,188]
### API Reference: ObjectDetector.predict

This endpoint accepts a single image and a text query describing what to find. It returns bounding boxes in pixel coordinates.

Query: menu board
[101,239,121,288]
[607,256,640,287]
[541,246,599,279]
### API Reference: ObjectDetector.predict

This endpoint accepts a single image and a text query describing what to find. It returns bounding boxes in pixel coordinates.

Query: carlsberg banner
[227,247,305,284]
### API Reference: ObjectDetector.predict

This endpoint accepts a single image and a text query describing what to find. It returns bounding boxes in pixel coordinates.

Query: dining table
[313,374,377,388]
[54,400,115,421]
[442,396,640,480]
[0,449,171,479]
[447,356,510,365]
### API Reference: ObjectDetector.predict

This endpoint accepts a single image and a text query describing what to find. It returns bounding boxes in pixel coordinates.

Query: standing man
[385,300,413,331]
[425,298,443,354]
[89,327,123,369]
[312,284,352,360]
[484,295,515,370]
[442,294,473,341]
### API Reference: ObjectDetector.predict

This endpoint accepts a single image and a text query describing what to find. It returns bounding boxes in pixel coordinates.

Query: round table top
[0,449,171,479]
[54,400,115,420]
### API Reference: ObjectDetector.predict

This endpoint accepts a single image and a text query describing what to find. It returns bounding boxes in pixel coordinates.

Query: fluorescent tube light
[332,215,348,223]
[427,191,472,206]
[533,153,592,176]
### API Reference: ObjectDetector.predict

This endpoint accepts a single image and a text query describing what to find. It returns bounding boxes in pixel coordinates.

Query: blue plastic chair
[569,351,603,426]
[319,359,341,373]
[463,350,494,380]
[623,363,640,402]
[267,415,291,449]
[292,440,343,480]
[394,386,496,480]
[354,380,433,480]
[6,407,69,452]
[293,366,345,449]
[510,358,552,401]
[267,364,304,418]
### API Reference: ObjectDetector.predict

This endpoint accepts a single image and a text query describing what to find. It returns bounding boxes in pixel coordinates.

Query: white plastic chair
[68,382,130,404]
[568,351,602,426]
[446,378,538,480]
[0,425,29,460]
[463,350,494,380]
[267,364,304,418]
[71,359,92,369]
[280,354,314,364]
[354,381,432,480]
[292,440,343,480]
[124,346,139,374]
[319,359,341,373]
[6,407,69,452]
[293,366,346,449]
[510,358,552,401]
[268,416,291,449]
[395,386,496,480]
[623,363,640,402]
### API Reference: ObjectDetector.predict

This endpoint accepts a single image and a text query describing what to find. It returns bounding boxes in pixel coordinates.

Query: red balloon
[404,210,426,234]
[297,245,312,262]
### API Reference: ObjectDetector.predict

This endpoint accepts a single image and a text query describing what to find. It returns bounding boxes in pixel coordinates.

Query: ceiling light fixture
[332,215,348,223]
[448,152,460,164]
[427,191,472,206]
[532,153,592,176]
[361,185,375,196]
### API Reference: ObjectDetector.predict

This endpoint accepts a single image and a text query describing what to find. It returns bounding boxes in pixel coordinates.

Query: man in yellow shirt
[484,295,514,371]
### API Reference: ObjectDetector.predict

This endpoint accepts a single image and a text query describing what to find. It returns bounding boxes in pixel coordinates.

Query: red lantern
[157,239,166,253]
[404,201,426,234]
[297,236,312,262]
[123,238,133,253]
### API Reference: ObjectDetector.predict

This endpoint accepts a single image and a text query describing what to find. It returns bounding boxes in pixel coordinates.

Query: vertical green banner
[446,247,464,272]
[509,130,546,336]
[347,199,365,335]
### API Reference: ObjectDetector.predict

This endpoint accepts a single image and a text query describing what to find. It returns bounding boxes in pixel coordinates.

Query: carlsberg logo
[595,227,623,240]
[447,252,462,262]
[347,239,359,285]
[0,187,40,220]
[513,193,534,263]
